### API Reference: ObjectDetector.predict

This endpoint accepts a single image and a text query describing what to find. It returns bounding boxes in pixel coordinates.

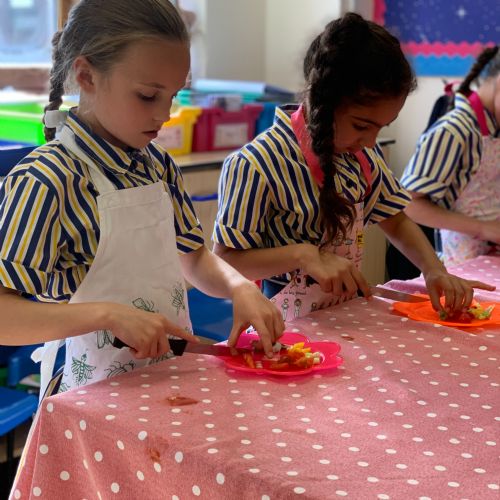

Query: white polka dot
[39,444,49,454]
[111,483,119,493]
[474,468,486,474]
[175,451,183,463]
[319,459,330,465]
[105,415,115,421]
[243,454,255,459]
[461,453,473,459]
[79,420,87,431]
[487,484,499,490]
[448,482,459,488]
[117,440,125,450]
[396,463,407,470]
[249,468,260,474]
[276,442,287,447]
[216,473,225,484]
[434,465,447,471]
[94,451,103,462]
[83,459,89,469]
[294,487,306,494]
[192,485,201,496]
[377,495,390,500]
[385,449,397,454]
[60,471,70,480]
[138,431,148,440]
[136,471,145,481]
[335,491,348,497]
[32,487,42,497]
[407,479,419,485]
[46,403,54,413]
[207,448,218,454]
[367,477,379,483]
[154,462,162,473]
[357,461,369,467]
[13,490,21,499]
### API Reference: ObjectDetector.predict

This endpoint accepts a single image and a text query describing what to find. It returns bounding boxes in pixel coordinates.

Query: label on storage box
[214,123,248,148]
[156,125,183,149]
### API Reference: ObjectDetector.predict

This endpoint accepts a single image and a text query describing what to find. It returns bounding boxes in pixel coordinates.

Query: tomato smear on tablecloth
[166,395,199,406]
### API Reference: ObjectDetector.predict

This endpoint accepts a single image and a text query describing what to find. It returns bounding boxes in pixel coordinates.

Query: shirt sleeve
[213,153,270,249]
[363,147,412,225]
[401,125,465,202]
[162,156,204,253]
[0,174,61,295]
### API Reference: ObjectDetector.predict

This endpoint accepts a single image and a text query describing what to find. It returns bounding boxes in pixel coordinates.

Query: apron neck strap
[291,104,372,196]
[59,126,117,195]
[468,92,490,137]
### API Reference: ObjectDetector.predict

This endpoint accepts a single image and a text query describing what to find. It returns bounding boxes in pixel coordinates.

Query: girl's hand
[227,282,285,358]
[301,245,371,299]
[104,302,199,359]
[423,269,496,313]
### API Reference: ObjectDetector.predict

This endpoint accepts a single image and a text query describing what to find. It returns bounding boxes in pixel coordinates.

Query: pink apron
[440,92,500,266]
[270,105,372,320]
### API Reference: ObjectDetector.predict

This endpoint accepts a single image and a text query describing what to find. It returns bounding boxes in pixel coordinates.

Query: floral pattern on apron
[270,106,372,320]
[32,125,192,398]
[440,92,500,266]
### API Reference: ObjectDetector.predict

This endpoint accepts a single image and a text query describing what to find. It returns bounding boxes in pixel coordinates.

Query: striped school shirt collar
[455,93,499,136]
[64,110,146,173]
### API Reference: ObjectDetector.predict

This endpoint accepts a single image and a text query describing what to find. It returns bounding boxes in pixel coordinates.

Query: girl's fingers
[467,280,496,291]
[428,287,443,312]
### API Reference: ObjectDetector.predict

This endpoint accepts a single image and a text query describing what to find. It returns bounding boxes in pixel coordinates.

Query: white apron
[270,106,372,320]
[32,125,192,398]
[440,92,500,266]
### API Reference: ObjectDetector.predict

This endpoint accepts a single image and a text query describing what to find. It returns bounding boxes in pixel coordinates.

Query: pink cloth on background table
[11,256,500,499]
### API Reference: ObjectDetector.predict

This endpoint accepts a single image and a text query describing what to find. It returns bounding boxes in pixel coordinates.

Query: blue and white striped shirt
[0,111,204,302]
[401,93,499,209]
[214,104,411,250]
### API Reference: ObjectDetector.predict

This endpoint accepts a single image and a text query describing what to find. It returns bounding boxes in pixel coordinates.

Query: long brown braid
[42,0,189,142]
[457,46,500,97]
[303,13,416,246]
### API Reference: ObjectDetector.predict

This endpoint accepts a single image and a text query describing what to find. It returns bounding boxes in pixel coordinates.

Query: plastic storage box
[0,102,45,145]
[155,106,202,156]
[255,102,278,135]
[192,103,263,152]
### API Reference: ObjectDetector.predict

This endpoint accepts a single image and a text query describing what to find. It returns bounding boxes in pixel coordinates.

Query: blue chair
[0,143,36,176]
[0,387,38,484]
[187,287,233,341]
[7,344,66,389]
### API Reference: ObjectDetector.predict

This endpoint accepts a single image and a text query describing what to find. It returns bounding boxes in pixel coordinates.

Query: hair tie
[44,110,68,132]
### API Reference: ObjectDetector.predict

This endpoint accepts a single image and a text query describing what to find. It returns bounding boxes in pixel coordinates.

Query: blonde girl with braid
[213,13,494,320]
[0,0,284,398]
[402,47,500,266]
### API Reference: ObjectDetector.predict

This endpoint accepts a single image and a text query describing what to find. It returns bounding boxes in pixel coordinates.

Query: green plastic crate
[0,102,46,145]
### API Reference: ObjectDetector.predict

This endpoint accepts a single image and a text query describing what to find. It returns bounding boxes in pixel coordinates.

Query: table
[10,256,500,499]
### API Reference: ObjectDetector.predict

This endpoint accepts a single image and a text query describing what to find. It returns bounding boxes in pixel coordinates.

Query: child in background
[213,13,494,321]
[0,0,284,396]
[401,47,500,266]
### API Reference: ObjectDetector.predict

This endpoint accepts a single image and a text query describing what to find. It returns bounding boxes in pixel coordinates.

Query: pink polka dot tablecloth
[10,256,500,499]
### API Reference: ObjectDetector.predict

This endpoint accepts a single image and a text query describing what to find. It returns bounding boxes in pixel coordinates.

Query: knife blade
[368,285,428,303]
[112,337,250,357]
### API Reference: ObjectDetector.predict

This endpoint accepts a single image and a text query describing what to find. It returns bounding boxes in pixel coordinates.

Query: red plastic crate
[192,103,263,152]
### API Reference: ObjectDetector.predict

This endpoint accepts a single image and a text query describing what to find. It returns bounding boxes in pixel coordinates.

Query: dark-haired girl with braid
[0,0,284,396]
[213,13,494,321]
[402,46,500,266]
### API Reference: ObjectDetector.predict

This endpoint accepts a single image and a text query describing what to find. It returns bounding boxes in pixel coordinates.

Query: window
[0,0,57,64]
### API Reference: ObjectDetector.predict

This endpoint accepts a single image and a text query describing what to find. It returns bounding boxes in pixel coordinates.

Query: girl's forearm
[211,242,315,282]
[0,287,111,345]
[404,196,482,237]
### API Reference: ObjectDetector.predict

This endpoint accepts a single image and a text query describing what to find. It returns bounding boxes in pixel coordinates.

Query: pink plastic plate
[217,331,343,376]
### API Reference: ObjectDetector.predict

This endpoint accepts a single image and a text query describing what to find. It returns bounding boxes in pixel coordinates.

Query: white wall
[385,77,446,177]
[264,0,343,90]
